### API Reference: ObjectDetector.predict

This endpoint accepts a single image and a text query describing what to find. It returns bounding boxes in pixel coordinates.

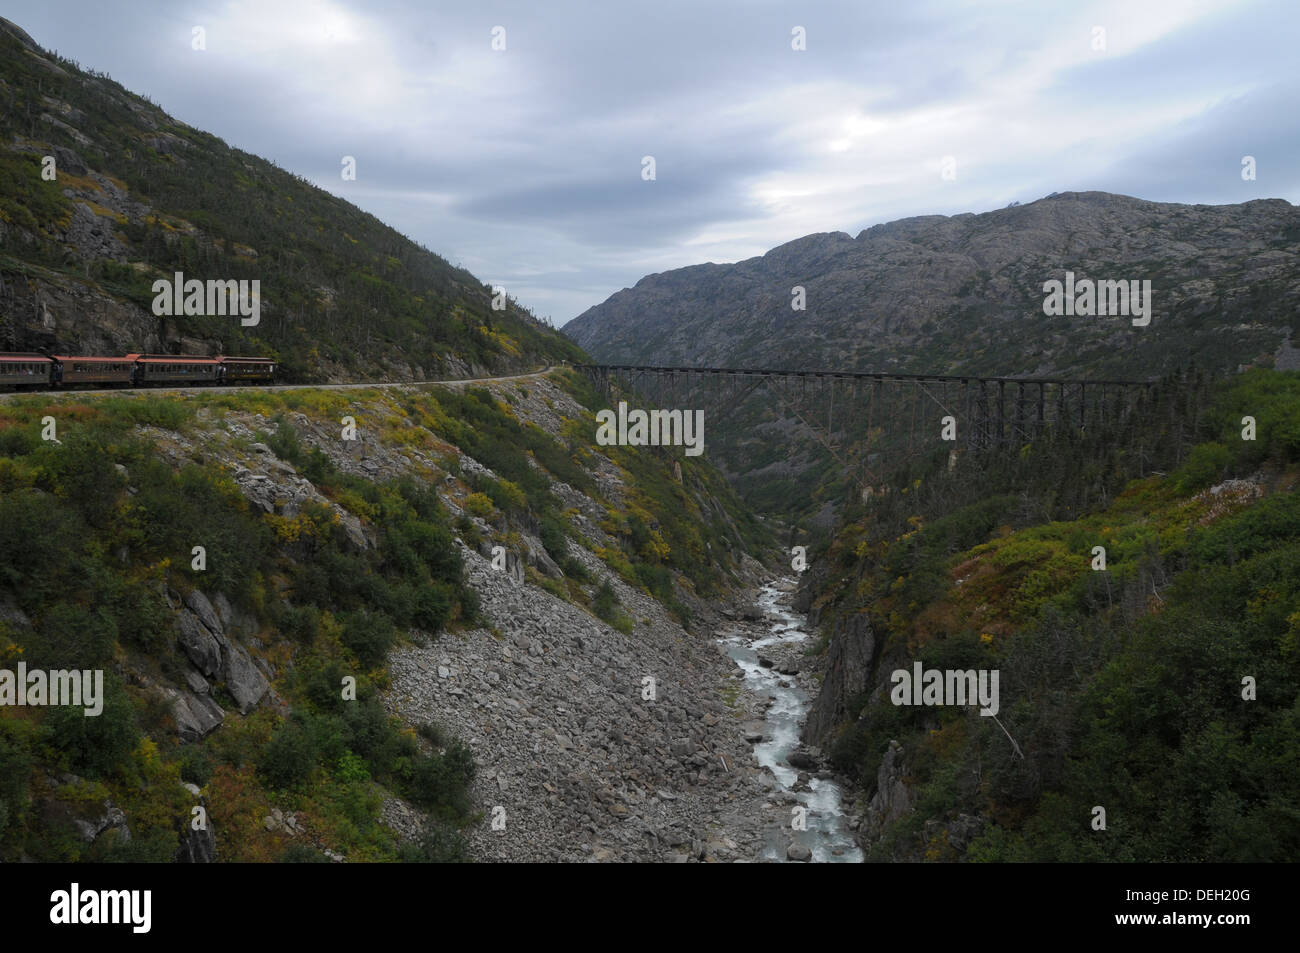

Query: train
[0,353,277,391]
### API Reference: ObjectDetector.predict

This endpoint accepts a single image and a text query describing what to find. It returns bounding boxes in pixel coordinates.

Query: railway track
[0,366,558,401]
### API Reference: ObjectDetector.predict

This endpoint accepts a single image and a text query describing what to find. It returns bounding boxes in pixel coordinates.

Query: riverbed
[720,580,864,863]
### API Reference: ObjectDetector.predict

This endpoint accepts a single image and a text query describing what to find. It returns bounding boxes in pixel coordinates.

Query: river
[720,580,864,863]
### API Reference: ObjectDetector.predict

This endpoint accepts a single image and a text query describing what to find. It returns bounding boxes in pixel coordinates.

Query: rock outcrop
[173,585,266,724]
[863,740,914,845]
[803,610,875,747]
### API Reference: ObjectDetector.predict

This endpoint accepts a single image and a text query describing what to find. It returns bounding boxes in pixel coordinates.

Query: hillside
[0,367,779,862]
[0,17,584,381]
[795,368,1300,861]
[565,192,1300,380]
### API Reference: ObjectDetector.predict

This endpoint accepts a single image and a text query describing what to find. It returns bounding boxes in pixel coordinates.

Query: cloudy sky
[10,0,1298,324]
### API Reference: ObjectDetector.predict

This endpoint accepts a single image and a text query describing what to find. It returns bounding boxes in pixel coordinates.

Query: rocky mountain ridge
[566,191,1300,381]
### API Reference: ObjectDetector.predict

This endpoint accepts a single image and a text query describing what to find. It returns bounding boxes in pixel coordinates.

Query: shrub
[43,676,140,779]
[339,609,399,669]
[454,514,481,547]
[178,745,213,787]
[32,602,118,670]
[0,727,32,849]
[593,580,619,621]
[257,717,318,790]
[592,580,635,633]
[277,604,323,644]
[1172,442,1231,494]
[407,740,475,817]
[417,721,446,747]
[463,492,494,519]
[539,514,568,562]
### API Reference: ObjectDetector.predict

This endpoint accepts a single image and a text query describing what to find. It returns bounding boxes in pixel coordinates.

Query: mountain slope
[795,368,1300,861]
[565,191,1300,380]
[0,368,776,862]
[0,17,585,381]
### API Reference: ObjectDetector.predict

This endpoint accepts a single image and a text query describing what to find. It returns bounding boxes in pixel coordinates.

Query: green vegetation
[0,15,783,869]
[0,150,70,231]
[558,368,772,624]
[0,27,585,380]
[592,580,634,634]
[817,369,1300,861]
[0,394,477,862]
[0,369,768,862]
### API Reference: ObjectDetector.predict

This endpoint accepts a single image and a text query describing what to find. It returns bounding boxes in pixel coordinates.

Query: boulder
[947,813,986,852]
[212,592,239,632]
[786,842,812,862]
[176,610,222,677]
[523,535,563,578]
[222,641,269,713]
[184,589,224,639]
[175,818,217,863]
[217,593,257,638]
[173,690,224,742]
[0,601,31,630]
[787,750,820,771]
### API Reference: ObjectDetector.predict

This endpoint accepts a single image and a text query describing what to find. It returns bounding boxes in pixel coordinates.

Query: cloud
[7,0,1296,326]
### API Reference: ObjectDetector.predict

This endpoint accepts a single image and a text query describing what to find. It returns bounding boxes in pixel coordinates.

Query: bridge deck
[575,363,1155,388]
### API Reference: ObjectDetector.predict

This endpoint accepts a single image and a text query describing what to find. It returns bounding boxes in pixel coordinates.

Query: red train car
[220,356,276,384]
[52,355,135,388]
[0,352,278,390]
[0,353,53,389]
[125,354,223,386]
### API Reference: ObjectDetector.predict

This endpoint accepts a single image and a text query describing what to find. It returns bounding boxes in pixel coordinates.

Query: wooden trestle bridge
[575,363,1156,490]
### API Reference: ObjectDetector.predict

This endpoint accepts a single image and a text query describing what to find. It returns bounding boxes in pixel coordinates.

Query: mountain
[0,17,585,381]
[0,367,776,862]
[565,191,1300,380]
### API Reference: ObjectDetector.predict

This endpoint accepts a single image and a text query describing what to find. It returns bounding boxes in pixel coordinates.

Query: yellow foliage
[267,513,318,543]
[464,492,495,518]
